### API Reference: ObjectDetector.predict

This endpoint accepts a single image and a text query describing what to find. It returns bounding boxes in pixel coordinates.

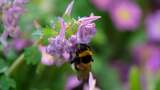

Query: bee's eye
[81,55,92,64]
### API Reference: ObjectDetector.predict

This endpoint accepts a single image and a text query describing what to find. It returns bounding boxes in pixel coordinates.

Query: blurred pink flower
[12,38,32,51]
[84,72,100,90]
[133,44,160,73]
[145,11,160,42]
[91,0,112,11]
[65,75,82,90]
[110,1,141,31]
[132,44,160,90]
[110,60,130,82]
[2,0,27,37]
[39,45,54,66]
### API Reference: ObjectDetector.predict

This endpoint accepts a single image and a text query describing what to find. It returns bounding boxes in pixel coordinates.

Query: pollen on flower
[117,8,130,22]
[110,1,142,30]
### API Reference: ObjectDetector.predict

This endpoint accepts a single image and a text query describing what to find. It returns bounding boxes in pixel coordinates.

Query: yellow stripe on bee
[79,50,93,57]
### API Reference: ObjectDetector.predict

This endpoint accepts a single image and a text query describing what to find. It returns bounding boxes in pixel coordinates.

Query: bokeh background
[0,0,160,90]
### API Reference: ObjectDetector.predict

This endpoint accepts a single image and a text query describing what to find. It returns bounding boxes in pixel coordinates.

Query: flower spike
[64,0,74,16]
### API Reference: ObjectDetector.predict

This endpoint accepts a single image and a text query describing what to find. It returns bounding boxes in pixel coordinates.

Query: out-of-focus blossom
[110,60,130,82]
[39,45,54,66]
[91,0,112,11]
[12,38,32,51]
[2,0,28,37]
[0,0,4,7]
[76,16,100,44]
[145,11,160,42]
[132,44,160,90]
[133,44,160,73]
[110,1,141,30]
[65,75,82,90]
[14,0,28,4]
[84,72,100,90]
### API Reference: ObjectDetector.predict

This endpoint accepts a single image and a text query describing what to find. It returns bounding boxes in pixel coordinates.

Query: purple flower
[46,2,100,66]
[91,0,112,11]
[132,44,160,90]
[145,11,160,42]
[110,1,141,31]
[76,15,100,44]
[83,72,100,90]
[132,44,160,73]
[14,0,28,4]
[39,45,54,66]
[2,0,27,37]
[109,60,130,82]
[65,75,82,90]
[12,38,32,51]
[46,18,70,61]
[0,1,4,7]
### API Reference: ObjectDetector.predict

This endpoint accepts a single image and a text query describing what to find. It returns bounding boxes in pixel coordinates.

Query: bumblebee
[70,43,94,81]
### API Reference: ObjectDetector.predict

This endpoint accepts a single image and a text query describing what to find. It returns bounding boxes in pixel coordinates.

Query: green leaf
[43,27,58,37]
[24,46,41,65]
[129,66,142,90]
[155,78,160,90]
[5,49,17,62]
[0,59,8,74]
[0,75,16,90]
[65,18,78,38]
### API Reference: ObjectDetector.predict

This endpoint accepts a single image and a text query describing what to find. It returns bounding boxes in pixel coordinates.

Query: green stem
[5,36,43,76]
[5,53,24,76]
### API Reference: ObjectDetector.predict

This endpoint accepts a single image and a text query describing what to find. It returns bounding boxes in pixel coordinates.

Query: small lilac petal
[58,17,66,38]
[77,23,96,43]
[69,35,78,45]
[39,45,54,66]
[89,72,96,89]
[62,51,70,60]
[78,16,101,25]
[64,0,74,16]
[47,36,68,56]
[65,75,82,90]
[84,72,100,90]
